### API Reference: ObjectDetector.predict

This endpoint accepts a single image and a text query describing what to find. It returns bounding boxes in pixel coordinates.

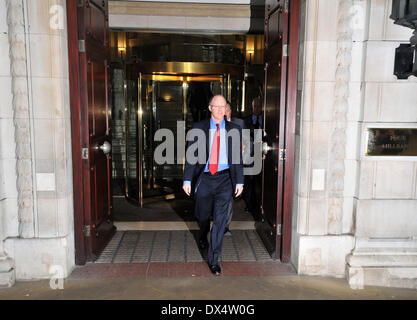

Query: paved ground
[2,195,416,301]
[1,274,417,300]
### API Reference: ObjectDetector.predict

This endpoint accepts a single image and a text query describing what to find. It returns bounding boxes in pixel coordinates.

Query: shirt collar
[210,118,225,129]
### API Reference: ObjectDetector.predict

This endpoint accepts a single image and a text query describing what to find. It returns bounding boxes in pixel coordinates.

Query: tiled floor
[96,230,272,263]
[112,197,254,222]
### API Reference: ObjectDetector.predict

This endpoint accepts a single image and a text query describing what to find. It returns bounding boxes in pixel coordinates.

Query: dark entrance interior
[110,33,263,206]
[106,32,267,263]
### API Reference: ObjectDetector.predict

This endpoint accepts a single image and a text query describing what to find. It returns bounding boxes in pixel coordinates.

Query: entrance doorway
[119,62,244,206]
[109,61,261,262]
[67,0,301,267]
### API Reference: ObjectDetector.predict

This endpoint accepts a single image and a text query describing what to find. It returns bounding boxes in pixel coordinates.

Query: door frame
[67,0,115,265]
[259,0,301,263]
[67,0,301,265]
[67,0,87,265]
[281,0,301,263]
[124,71,233,207]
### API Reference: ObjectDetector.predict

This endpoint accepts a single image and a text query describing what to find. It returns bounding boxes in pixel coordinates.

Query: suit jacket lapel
[225,120,231,164]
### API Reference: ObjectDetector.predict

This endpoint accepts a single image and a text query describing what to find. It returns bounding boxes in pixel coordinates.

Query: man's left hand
[235,185,243,197]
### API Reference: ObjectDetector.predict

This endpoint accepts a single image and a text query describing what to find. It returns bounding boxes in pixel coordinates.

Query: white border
[113,0,262,4]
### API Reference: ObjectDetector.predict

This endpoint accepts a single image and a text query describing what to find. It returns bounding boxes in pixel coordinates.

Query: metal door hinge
[283,44,288,57]
[82,148,88,159]
[78,40,85,53]
[277,224,282,236]
[279,148,286,161]
[83,225,91,237]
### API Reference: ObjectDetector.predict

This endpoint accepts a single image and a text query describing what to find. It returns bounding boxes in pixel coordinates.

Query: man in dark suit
[223,101,246,236]
[225,101,245,129]
[183,95,244,275]
[242,97,263,216]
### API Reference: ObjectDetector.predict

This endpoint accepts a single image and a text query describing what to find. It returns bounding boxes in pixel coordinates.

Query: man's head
[208,95,227,123]
[252,97,262,116]
[225,101,232,121]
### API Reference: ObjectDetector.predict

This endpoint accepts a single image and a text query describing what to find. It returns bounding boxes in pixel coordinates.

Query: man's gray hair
[209,94,226,106]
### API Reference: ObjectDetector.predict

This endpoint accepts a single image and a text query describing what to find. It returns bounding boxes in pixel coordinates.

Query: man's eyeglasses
[210,104,226,109]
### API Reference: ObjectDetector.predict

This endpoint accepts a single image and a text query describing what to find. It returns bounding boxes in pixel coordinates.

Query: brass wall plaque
[366,128,417,156]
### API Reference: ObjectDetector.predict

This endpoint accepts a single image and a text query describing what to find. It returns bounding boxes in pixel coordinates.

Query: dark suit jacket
[243,114,263,131]
[183,119,244,195]
[243,114,262,159]
[229,117,245,130]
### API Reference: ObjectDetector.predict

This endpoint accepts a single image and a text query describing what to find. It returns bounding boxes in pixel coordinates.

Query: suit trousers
[225,199,233,230]
[194,172,233,266]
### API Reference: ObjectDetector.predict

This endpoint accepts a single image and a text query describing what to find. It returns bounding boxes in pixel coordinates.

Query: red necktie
[209,124,220,175]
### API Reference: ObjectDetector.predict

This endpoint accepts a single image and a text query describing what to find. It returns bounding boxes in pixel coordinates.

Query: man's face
[225,104,232,120]
[252,100,262,116]
[209,96,227,123]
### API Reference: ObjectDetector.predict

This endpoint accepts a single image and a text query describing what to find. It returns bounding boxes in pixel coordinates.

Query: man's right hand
[183,184,191,196]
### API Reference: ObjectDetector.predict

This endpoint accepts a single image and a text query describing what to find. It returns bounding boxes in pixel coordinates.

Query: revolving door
[124,62,243,206]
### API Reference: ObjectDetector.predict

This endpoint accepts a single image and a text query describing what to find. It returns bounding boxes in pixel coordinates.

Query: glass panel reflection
[125,79,139,202]
[125,74,242,206]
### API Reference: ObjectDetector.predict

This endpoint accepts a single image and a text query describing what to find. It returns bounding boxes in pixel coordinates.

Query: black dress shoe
[198,238,208,250]
[209,264,221,275]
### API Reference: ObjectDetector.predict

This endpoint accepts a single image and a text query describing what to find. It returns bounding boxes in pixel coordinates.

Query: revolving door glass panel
[126,74,234,206]
[149,80,185,197]
[125,78,139,203]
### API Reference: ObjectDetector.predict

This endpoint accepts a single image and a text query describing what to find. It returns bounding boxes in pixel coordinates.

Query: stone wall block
[29,34,52,78]
[312,82,334,122]
[356,200,417,237]
[300,122,311,160]
[328,160,345,193]
[375,161,415,199]
[328,198,343,234]
[310,122,330,160]
[6,237,72,280]
[296,196,308,235]
[0,256,15,287]
[298,235,355,277]
[307,198,327,235]
[342,197,355,234]
[26,0,50,35]
[368,0,413,41]
[348,266,365,289]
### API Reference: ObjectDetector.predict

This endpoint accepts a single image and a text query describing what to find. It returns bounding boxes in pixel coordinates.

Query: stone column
[1,0,80,285]
[0,0,34,287]
[3,0,75,280]
[7,0,35,238]
[327,0,353,235]
[293,0,357,278]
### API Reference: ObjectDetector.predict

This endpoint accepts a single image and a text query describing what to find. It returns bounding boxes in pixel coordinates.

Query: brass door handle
[98,141,111,155]
[262,142,276,155]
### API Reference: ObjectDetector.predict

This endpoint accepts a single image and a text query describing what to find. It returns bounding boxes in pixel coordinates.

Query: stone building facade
[0,0,416,289]
[292,0,417,289]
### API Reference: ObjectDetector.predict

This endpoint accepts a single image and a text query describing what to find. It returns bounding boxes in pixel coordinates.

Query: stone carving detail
[327,0,354,234]
[6,0,34,238]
